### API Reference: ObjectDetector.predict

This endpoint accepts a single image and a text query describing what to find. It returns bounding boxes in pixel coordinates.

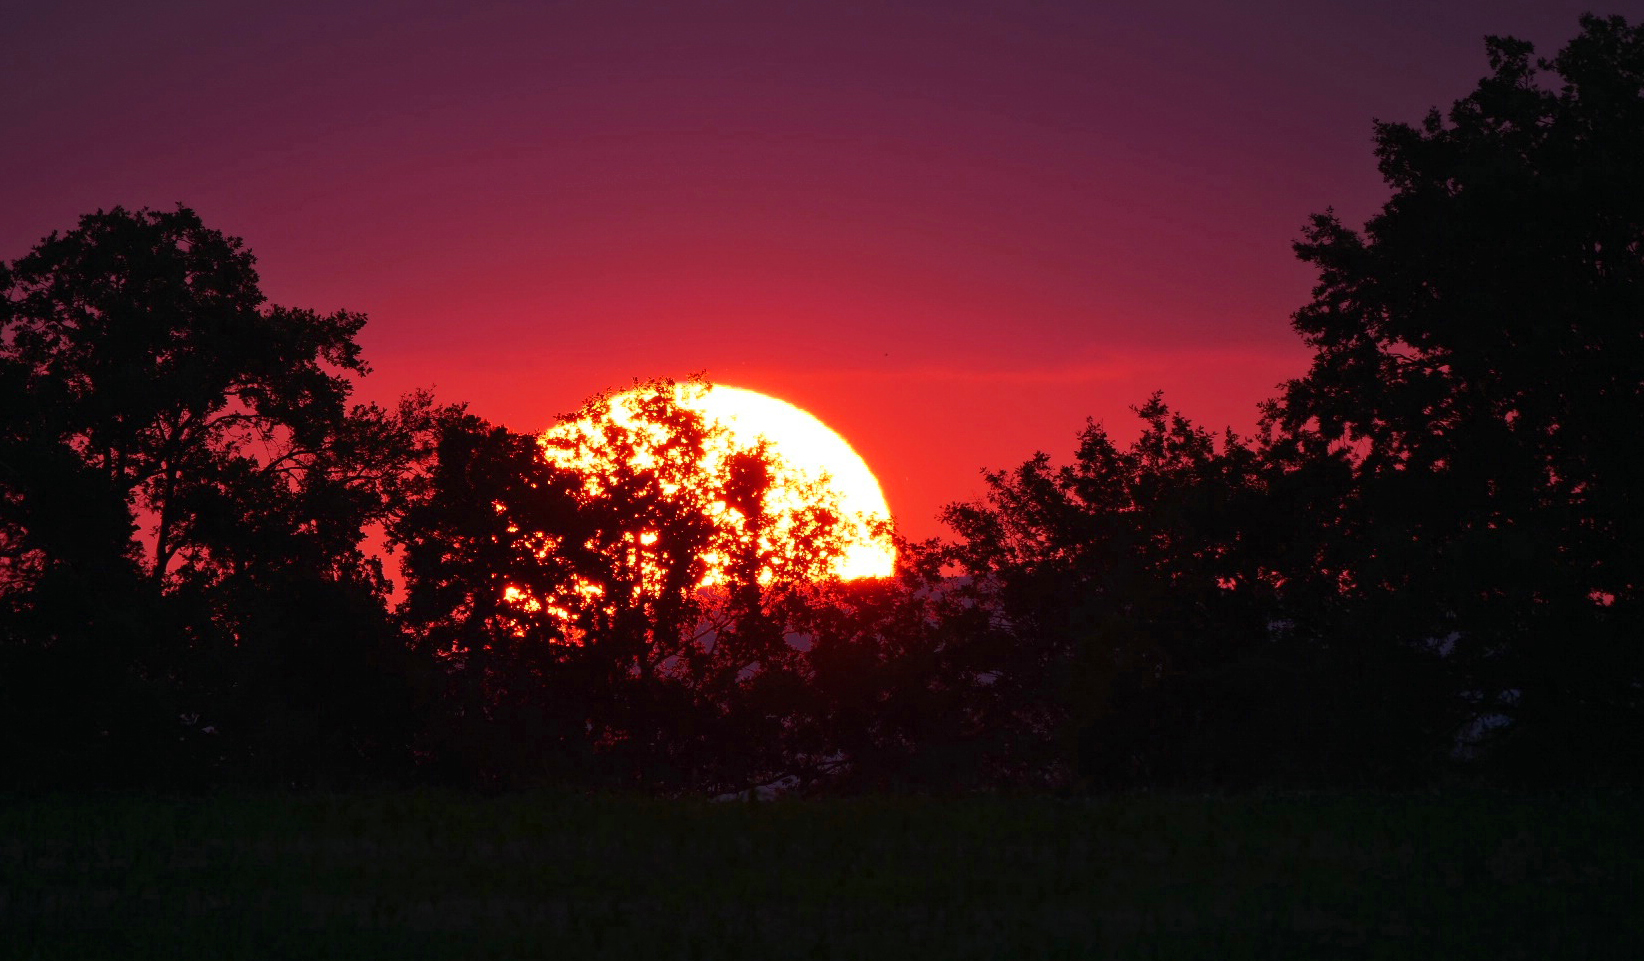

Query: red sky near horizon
[2,0,1609,538]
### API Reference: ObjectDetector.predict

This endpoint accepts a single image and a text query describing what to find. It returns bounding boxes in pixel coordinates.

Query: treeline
[3,15,1640,793]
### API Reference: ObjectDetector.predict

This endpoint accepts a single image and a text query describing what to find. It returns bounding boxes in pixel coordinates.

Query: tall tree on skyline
[0,206,436,784]
[1264,14,1644,781]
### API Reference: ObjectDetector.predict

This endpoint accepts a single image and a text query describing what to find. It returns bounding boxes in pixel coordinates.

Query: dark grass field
[2,790,1639,960]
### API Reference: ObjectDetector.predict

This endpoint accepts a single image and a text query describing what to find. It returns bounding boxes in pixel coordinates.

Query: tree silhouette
[395,381,857,792]
[783,543,1045,793]
[1264,15,1644,783]
[390,410,593,786]
[936,397,1311,788]
[1,206,435,785]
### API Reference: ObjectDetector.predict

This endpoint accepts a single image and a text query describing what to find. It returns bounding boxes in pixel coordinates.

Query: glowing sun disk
[546,383,895,579]
[687,385,894,578]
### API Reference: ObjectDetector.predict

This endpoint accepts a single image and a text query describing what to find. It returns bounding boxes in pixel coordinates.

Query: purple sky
[3,1,1616,535]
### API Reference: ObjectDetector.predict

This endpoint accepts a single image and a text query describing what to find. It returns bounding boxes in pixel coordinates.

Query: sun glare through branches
[541,380,895,583]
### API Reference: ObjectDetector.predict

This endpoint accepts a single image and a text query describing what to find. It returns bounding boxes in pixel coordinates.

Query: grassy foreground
[2,790,1638,960]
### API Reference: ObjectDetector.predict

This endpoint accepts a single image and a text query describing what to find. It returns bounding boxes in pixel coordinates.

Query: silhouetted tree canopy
[938,398,1344,788]
[1265,14,1644,783]
[393,381,860,792]
[1,206,438,786]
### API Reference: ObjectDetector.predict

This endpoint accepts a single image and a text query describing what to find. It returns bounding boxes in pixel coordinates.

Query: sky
[3,0,1620,538]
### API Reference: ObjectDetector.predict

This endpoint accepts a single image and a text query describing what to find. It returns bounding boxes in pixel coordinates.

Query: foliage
[1264,14,1644,783]
[392,381,858,793]
[0,206,437,786]
[914,15,1644,790]
[937,397,1310,788]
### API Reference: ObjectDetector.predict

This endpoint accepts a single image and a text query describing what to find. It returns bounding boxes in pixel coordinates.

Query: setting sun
[686,384,895,579]
[542,382,895,580]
